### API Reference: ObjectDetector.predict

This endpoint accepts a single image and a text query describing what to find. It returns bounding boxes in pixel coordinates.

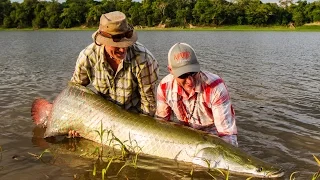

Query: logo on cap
[174,51,191,63]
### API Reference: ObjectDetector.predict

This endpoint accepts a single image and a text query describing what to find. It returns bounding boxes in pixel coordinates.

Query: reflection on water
[0,31,319,179]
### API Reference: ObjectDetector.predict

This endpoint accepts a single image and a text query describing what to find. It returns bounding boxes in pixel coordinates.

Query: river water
[0,30,319,180]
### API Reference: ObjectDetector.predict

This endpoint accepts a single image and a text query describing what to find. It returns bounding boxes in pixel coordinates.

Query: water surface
[0,30,319,180]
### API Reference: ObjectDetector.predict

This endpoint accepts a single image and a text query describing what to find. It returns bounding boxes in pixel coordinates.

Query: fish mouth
[265,168,285,178]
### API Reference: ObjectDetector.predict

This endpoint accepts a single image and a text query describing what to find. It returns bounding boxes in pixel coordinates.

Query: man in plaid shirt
[71,11,158,117]
[156,43,238,146]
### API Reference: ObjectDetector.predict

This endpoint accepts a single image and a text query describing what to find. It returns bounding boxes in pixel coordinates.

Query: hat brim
[172,64,200,78]
[92,30,138,48]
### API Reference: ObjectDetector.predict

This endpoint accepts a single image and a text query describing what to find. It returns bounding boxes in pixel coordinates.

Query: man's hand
[68,130,80,138]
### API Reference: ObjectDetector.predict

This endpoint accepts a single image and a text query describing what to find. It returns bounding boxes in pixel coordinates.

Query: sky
[10,0,318,4]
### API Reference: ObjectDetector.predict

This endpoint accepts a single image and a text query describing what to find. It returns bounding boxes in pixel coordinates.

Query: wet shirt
[71,42,159,116]
[156,71,238,146]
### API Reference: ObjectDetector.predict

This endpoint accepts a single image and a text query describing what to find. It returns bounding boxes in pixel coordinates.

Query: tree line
[0,0,320,29]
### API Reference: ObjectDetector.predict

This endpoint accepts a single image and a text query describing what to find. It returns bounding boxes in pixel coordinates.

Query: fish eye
[256,167,263,172]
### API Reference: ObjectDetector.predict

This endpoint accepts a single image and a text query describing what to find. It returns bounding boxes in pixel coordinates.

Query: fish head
[193,146,284,178]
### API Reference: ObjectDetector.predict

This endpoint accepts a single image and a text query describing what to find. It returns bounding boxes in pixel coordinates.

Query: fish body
[31,82,284,178]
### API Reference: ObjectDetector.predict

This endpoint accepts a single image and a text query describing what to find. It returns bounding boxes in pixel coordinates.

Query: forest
[0,0,320,29]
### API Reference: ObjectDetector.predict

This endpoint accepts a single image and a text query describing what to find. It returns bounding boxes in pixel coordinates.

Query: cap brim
[92,30,138,48]
[172,64,200,78]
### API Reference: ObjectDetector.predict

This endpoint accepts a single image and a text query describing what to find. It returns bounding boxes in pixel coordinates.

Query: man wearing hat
[71,11,159,116]
[156,43,238,146]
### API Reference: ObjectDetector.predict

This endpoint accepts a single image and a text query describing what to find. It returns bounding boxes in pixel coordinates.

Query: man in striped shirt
[156,43,238,146]
[71,11,159,117]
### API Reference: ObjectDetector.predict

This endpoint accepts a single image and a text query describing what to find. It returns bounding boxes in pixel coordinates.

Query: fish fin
[31,98,52,126]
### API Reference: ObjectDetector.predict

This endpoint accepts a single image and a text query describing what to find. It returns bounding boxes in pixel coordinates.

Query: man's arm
[155,83,172,120]
[210,82,238,146]
[70,50,91,86]
[136,57,159,116]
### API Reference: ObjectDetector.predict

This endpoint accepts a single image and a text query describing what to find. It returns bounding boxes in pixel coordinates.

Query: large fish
[31,82,284,178]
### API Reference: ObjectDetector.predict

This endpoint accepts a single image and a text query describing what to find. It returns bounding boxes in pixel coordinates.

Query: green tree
[151,0,169,25]
[128,2,145,26]
[0,0,316,28]
[304,2,320,22]
[193,0,214,25]
[230,0,248,25]
[21,0,39,27]
[32,1,47,29]
[3,2,20,28]
[60,0,87,28]
[101,0,116,13]
[210,0,231,25]
[86,6,102,27]
[0,0,11,26]
[176,0,196,26]
[116,0,133,13]
[290,0,308,26]
[141,0,155,26]
[312,9,320,21]
[312,1,320,22]
[45,0,63,28]
[223,3,239,25]
[176,8,188,26]
[263,3,281,25]
[86,0,102,27]
[12,2,29,28]
[245,1,269,25]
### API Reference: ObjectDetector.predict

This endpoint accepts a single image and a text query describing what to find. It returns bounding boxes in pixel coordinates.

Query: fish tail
[31,98,52,126]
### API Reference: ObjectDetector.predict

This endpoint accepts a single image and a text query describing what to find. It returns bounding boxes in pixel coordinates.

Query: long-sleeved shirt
[71,42,159,116]
[156,71,238,146]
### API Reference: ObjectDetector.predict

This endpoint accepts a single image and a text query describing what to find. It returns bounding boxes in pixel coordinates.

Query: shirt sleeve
[155,83,172,120]
[210,83,238,146]
[136,55,159,116]
[70,49,92,86]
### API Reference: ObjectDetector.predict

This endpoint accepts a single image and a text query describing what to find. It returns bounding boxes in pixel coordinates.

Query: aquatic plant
[101,158,114,180]
[311,155,320,180]
[205,168,231,180]
[290,172,298,180]
[289,155,320,180]
[28,149,52,160]
[93,120,109,160]
[115,133,143,176]
[91,120,144,179]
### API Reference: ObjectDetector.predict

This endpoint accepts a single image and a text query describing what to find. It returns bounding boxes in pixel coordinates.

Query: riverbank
[139,25,320,31]
[1,25,320,31]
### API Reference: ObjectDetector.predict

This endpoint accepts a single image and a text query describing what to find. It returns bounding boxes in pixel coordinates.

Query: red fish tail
[31,98,52,126]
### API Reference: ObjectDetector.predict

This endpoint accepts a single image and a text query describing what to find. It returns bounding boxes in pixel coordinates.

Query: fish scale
[34,82,284,178]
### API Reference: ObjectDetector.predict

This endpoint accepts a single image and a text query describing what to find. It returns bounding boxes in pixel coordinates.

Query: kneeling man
[156,43,238,146]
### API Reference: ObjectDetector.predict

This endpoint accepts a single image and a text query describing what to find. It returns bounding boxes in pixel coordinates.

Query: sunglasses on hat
[99,27,133,42]
[178,72,197,79]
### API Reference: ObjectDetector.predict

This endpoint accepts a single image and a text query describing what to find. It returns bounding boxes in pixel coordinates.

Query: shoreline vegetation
[1,24,320,32]
[2,0,320,33]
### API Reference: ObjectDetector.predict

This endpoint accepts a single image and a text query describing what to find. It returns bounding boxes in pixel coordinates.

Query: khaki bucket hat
[92,11,138,48]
